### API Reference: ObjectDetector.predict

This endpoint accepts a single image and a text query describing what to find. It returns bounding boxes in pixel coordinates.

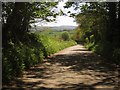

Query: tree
[64,2,120,64]
[61,31,70,41]
[2,2,59,83]
[2,2,58,48]
[107,2,117,43]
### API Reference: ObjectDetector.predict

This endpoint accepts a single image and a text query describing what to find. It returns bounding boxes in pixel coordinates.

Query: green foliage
[2,2,76,84]
[61,31,70,41]
[2,2,58,25]
[113,48,120,64]
[72,28,81,43]
[2,2,60,83]
[92,41,112,58]
[3,31,77,83]
[37,31,76,56]
[3,56,13,82]
[72,2,120,65]
[85,42,95,51]
[2,33,45,83]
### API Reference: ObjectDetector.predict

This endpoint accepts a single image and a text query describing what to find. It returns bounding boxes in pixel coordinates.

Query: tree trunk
[107,2,117,43]
[2,2,30,48]
[118,2,120,47]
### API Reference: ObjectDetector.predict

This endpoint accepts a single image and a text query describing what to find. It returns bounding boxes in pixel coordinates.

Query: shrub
[85,42,95,51]
[3,31,77,83]
[92,42,103,54]
[2,33,45,83]
[38,34,76,56]
[113,48,120,64]
[92,41,113,59]
[61,31,70,41]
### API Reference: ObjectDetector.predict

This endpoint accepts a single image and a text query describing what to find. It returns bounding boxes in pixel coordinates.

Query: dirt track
[3,44,120,90]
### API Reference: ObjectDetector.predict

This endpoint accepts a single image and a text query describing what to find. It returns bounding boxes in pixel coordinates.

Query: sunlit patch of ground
[3,44,120,90]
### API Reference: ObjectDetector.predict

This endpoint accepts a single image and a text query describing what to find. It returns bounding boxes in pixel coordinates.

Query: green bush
[3,45,25,83]
[2,33,44,83]
[92,41,113,58]
[90,35,94,42]
[85,42,95,51]
[61,31,70,41]
[3,31,77,83]
[113,48,120,64]
[38,34,76,56]
[3,56,13,82]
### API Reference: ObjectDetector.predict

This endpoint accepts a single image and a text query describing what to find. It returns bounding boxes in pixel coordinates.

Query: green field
[35,29,77,56]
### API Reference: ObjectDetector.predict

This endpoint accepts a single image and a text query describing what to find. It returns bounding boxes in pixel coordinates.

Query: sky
[36,1,80,27]
[42,16,77,26]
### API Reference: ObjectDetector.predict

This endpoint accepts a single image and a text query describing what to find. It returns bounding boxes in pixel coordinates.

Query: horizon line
[37,25,78,27]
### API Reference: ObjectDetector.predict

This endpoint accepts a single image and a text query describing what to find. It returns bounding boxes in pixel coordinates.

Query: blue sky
[36,1,80,27]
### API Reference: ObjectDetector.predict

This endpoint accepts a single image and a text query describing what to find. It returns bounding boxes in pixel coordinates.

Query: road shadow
[47,53,117,73]
[46,48,119,89]
[2,46,120,89]
[2,66,47,89]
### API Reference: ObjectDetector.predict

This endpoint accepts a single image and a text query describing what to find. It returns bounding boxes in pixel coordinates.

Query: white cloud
[37,1,79,27]
[42,16,78,26]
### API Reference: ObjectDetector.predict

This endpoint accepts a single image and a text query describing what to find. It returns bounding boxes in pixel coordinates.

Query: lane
[3,44,119,89]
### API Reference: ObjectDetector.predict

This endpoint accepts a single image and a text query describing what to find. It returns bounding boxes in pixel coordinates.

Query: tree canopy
[2,1,120,84]
[2,2,59,83]
[65,2,120,63]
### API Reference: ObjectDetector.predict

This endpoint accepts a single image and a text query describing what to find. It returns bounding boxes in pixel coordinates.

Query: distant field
[34,29,76,40]
[34,29,77,56]
[30,25,77,31]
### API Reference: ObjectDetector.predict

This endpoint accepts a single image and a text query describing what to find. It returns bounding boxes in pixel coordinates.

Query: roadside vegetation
[2,2,120,85]
[2,2,77,83]
[66,2,120,65]
[3,28,76,83]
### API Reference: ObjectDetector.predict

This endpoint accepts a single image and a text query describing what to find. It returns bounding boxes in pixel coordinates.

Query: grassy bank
[3,30,77,83]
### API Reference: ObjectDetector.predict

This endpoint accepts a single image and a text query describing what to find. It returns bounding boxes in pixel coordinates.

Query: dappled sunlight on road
[3,44,119,89]
[54,45,92,55]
